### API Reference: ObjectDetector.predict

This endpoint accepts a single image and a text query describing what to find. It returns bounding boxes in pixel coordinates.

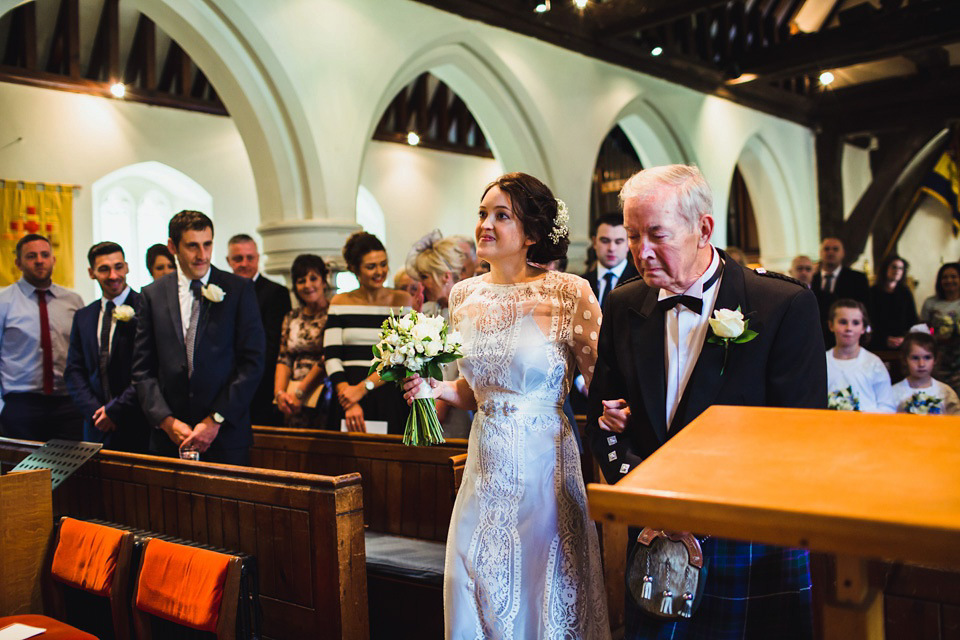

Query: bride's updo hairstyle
[482,172,569,265]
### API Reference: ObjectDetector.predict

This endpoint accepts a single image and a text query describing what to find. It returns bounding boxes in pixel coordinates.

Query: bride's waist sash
[476,397,563,418]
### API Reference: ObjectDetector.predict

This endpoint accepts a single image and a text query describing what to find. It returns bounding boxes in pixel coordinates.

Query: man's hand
[92,406,117,432]
[159,416,194,447]
[599,399,630,433]
[180,417,221,453]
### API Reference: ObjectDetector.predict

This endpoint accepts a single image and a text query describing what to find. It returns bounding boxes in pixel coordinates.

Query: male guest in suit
[132,211,265,465]
[582,212,638,308]
[0,234,84,440]
[587,165,826,640]
[811,237,869,347]
[226,234,291,427]
[64,242,148,452]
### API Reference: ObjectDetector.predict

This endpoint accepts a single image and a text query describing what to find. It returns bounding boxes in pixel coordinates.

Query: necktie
[185,280,202,377]
[99,300,115,401]
[36,289,54,394]
[599,271,616,308]
[823,273,835,294]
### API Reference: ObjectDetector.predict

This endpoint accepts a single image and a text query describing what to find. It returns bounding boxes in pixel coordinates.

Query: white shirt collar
[252,273,260,282]
[597,259,628,281]
[102,286,131,309]
[658,247,721,304]
[177,265,212,289]
[821,265,842,279]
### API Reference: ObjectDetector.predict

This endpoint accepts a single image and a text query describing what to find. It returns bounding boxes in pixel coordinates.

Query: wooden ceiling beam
[123,14,156,89]
[87,0,119,82]
[596,0,731,39]
[742,0,960,80]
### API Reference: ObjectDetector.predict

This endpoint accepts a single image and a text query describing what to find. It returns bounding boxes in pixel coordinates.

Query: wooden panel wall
[251,427,468,542]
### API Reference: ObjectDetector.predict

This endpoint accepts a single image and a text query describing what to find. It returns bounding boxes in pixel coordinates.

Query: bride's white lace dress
[445,270,610,640]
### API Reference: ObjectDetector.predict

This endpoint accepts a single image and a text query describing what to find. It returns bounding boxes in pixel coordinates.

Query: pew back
[0,438,367,640]
[251,427,468,542]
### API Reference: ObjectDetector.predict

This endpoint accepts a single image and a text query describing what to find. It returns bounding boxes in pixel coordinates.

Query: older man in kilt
[587,165,826,639]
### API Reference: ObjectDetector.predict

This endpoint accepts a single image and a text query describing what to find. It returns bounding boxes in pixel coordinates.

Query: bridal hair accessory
[549,199,569,244]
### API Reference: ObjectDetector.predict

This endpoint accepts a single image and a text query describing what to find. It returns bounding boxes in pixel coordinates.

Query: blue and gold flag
[920,152,960,236]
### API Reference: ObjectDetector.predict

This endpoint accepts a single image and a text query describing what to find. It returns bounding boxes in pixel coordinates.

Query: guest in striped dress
[324,232,412,433]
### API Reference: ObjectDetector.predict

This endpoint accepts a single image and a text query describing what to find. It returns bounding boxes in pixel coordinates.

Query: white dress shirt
[596,259,629,302]
[96,286,132,354]
[177,267,211,341]
[659,248,722,429]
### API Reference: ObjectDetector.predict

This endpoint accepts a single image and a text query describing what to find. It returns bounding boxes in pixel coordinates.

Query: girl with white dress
[891,332,960,415]
[404,173,610,640]
[826,299,895,412]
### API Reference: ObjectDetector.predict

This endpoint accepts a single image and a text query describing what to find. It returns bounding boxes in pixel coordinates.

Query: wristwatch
[212,412,225,424]
[294,388,304,400]
[364,379,375,392]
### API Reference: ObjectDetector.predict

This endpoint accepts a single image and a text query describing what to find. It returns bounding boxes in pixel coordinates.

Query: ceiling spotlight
[407,131,420,146]
[573,0,587,8]
[109,82,126,98]
[534,1,550,12]
[651,46,663,57]
[819,71,835,86]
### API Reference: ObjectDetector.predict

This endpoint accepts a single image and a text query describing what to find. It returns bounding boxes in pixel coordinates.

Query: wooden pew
[251,427,468,541]
[0,438,367,640]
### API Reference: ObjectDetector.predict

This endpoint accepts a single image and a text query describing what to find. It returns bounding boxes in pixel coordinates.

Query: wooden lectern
[588,406,960,639]
[0,468,53,615]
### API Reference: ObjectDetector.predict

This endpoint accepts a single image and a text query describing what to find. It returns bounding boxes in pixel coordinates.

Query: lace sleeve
[568,275,602,389]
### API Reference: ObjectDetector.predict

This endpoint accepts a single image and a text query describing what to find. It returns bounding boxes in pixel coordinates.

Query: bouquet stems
[404,397,445,446]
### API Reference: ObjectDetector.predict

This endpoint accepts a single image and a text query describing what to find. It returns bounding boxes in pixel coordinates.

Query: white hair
[449,235,477,261]
[619,164,713,230]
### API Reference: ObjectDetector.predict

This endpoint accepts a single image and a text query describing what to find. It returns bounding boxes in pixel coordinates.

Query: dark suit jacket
[587,252,827,484]
[582,260,639,304]
[812,267,870,347]
[132,267,266,456]
[251,274,291,426]
[64,290,149,452]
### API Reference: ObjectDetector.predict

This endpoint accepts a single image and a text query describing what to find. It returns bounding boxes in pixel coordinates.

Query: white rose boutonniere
[202,283,226,303]
[112,304,135,322]
[706,306,758,374]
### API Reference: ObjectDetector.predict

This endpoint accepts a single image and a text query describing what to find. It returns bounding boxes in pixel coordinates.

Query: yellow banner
[1,180,75,288]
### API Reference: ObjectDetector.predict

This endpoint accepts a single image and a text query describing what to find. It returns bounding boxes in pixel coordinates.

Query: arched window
[92,162,213,294]
[591,125,644,227]
[727,166,761,263]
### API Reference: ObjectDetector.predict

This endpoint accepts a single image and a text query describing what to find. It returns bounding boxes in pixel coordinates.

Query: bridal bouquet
[827,386,860,411]
[905,391,943,415]
[370,311,463,446]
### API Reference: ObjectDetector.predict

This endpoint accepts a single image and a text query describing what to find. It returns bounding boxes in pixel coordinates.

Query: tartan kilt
[624,534,813,640]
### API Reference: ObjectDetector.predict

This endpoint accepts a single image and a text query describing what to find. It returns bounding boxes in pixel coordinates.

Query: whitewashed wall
[0,81,258,303]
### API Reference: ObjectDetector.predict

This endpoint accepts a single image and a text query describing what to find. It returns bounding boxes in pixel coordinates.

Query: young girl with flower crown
[826,299,895,412]
[891,332,960,415]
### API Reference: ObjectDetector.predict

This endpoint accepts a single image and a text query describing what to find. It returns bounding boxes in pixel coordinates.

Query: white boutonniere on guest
[706,307,758,375]
[202,283,226,303]
[112,304,135,322]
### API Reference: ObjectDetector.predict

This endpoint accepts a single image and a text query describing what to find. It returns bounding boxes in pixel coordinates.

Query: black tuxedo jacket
[64,290,149,452]
[811,267,870,346]
[586,252,827,484]
[582,260,639,303]
[132,266,265,456]
[251,275,291,426]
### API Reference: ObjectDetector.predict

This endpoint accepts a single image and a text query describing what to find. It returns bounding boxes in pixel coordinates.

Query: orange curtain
[0,180,75,287]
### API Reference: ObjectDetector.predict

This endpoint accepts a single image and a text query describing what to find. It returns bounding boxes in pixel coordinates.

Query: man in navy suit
[588,165,825,640]
[582,212,639,308]
[132,211,265,465]
[65,242,149,452]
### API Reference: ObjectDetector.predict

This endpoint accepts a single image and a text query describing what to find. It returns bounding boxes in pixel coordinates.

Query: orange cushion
[0,614,98,639]
[135,539,231,632]
[50,518,126,596]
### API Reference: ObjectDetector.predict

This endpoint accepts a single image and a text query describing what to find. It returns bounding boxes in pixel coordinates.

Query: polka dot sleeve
[570,275,603,389]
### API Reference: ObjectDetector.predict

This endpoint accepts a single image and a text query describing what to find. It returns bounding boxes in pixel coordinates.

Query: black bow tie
[657,257,724,315]
[658,294,702,314]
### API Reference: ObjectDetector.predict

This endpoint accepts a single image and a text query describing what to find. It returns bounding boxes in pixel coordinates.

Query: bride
[404,173,610,639]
